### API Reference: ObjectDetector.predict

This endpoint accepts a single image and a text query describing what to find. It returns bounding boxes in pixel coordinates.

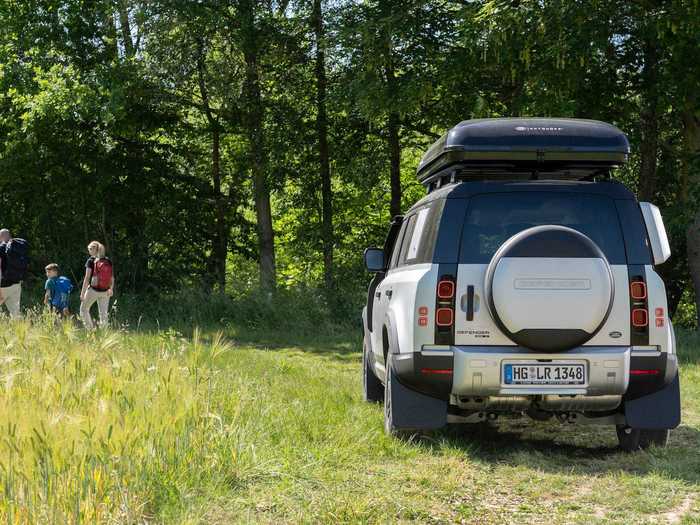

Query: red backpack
[91,258,113,290]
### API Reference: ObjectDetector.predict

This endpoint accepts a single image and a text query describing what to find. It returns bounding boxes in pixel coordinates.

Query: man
[0,229,28,319]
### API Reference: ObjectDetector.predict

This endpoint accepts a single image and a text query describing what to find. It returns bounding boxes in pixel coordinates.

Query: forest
[1,0,699,327]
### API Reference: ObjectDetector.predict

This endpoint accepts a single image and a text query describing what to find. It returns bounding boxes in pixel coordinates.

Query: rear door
[454,192,631,347]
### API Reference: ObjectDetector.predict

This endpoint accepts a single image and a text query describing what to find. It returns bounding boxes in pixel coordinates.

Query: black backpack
[0,238,29,284]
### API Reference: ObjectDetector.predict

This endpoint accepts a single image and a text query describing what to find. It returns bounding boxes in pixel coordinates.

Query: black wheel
[639,429,670,449]
[617,426,670,451]
[616,426,641,452]
[363,343,384,403]
[384,354,414,439]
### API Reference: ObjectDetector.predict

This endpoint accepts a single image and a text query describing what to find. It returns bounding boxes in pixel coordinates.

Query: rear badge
[609,331,622,339]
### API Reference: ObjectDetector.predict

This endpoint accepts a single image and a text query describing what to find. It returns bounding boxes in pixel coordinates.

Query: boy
[44,263,73,317]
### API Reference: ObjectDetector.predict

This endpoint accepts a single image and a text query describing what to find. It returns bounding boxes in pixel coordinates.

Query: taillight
[628,271,649,345]
[632,308,648,327]
[436,308,454,326]
[437,280,455,299]
[655,307,665,327]
[630,281,647,300]
[434,272,456,344]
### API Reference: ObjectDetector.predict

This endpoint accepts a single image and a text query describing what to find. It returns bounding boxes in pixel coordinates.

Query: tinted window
[433,198,465,264]
[396,214,417,266]
[459,193,627,264]
[389,219,410,269]
[615,200,652,265]
[416,199,444,263]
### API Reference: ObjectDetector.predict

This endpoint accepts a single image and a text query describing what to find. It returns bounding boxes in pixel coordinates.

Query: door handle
[375,291,381,299]
[385,290,393,298]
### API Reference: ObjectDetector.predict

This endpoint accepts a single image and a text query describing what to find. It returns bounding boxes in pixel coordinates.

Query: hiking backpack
[0,238,29,283]
[53,276,73,306]
[55,276,73,295]
[90,257,113,291]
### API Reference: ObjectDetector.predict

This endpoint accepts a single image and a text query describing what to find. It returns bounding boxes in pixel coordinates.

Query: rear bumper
[392,345,677,401]
[452,346,631,397]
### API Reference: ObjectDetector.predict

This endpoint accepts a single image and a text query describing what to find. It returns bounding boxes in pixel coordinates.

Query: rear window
[459,193,627,264]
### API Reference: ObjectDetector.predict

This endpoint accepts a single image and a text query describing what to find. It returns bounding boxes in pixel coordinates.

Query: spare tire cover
[484,225,614,352]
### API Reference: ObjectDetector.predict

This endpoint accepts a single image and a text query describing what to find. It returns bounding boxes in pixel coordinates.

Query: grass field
[0,315,699,524]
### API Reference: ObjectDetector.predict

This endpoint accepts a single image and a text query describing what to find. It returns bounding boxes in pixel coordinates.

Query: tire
[616,426,641,452]
[616,426,670,451]
[639,429,670,449]
[362,343,384,403]
[383,354,414,439]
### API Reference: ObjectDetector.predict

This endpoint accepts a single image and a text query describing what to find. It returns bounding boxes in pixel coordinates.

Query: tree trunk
[127,209,148,291]
[683,105,700,328]
[240,0,276,290]
[312,0,333,291]
[197,43,227,292]
[387,111,401,218]
[211,127,227,292]
[688,215,700,328]
[637,36,659,202]
[117,0,135,58]
[104,9,119,61]
[384,36,402,218]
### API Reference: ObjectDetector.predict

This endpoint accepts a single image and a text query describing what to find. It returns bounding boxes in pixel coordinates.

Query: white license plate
[503,363,586,385]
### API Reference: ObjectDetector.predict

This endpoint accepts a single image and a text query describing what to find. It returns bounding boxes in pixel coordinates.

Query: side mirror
[364,247,386,273]
[639,202,671,265]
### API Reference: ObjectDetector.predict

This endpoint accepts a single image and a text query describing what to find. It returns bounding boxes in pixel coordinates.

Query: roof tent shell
[417,118,630,189]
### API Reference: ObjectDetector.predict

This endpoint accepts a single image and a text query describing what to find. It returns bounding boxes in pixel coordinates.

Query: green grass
[0,314,699,524]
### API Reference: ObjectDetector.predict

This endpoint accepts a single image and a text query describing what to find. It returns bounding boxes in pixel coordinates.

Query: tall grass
[0,314,244,522]
[1,310,697,523]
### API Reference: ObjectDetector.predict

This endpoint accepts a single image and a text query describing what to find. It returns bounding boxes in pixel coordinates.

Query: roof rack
[418,118,629,192]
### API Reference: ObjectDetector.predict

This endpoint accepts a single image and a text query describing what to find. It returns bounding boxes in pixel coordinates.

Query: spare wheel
[484,225,614,351]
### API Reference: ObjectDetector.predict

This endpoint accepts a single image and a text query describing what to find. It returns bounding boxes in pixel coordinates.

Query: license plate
[503,363,586,385]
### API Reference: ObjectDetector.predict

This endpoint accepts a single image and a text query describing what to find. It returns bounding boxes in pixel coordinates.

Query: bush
[112,287,361,343]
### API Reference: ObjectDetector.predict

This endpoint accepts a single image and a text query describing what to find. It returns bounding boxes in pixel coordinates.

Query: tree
[311,0,334,291]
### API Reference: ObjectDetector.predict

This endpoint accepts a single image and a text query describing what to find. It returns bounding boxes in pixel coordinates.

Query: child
[44,263,73,317]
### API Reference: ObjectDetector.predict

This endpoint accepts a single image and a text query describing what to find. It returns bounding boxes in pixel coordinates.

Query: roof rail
[422,163,613,193]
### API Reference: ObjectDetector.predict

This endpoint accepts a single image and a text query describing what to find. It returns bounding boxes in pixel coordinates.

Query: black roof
[407,180,636,213]
[417,118,630,187]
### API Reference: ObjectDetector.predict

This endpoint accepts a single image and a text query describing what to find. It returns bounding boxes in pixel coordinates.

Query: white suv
[362,118,680,451]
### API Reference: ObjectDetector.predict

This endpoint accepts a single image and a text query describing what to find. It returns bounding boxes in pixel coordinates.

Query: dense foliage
[0,0,699,325]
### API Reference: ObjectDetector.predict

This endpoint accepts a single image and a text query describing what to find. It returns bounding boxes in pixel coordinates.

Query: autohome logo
[514,126,563,132]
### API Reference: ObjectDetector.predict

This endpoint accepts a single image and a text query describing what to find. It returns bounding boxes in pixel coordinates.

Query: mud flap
[389,365,448,430]
[624,372,681,430]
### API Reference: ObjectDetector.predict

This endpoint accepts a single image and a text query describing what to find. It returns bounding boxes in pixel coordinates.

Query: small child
[44,263,73,317]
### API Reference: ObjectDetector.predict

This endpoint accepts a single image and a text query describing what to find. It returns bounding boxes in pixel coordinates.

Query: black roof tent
[417,118,630,191]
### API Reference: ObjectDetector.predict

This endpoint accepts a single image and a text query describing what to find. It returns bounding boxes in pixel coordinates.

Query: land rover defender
[362,118,680,451]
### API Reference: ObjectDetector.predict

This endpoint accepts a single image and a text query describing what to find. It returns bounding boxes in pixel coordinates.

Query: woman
[80,241,114,329]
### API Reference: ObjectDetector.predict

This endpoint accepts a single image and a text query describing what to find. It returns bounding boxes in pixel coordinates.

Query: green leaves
[0,0,698,322]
